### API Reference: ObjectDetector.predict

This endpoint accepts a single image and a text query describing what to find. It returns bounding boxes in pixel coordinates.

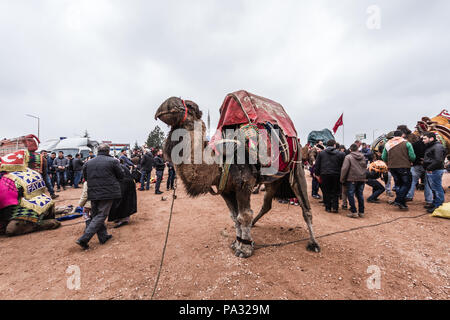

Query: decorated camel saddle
[210,90,302,187]
[415,109,450,154]
[372,110,450,156]
[0,150,59,236]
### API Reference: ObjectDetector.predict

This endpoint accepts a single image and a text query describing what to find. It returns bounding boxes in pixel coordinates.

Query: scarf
[385,137,406,152]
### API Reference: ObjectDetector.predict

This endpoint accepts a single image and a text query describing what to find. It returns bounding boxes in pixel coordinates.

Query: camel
[372,110,450,156]
[155,94,320,258]
[0,204,60,237]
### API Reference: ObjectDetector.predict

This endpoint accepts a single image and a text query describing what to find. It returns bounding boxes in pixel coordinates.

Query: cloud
[0,0,449,147]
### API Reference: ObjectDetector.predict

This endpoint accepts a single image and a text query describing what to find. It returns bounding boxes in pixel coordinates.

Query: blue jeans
[167,169,175,190]
[56,171,67,189]
[44,174,55,195]
[347,181,365,213]
[390,168,412,206]
[140,170,151,190]
[367,179,384,201]
[407,165,432,203]
[155,170,163,192]
[73,171,82,188]
[426,170,445,208]
[311,177,320,196]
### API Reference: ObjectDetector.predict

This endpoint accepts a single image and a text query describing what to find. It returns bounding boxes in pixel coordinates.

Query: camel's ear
[186,100,202,120]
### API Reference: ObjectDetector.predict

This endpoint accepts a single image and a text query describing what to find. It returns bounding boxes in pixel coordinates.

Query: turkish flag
[333,113,344,134]
[0,150,27,165]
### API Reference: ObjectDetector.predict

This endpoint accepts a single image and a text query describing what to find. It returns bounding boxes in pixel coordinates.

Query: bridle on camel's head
[179,99,189,125]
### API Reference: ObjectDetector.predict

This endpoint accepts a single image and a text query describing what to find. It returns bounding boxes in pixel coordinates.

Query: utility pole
[26,114,40,140]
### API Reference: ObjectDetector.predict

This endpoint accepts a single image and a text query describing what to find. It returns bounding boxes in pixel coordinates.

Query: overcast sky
[1,0,449,147]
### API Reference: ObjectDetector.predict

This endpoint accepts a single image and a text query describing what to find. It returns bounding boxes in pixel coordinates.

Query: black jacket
[366,170,381,180]
[140,152,154,171]
[72,158,84,172]
[153,155,165,171]
[83,151,124,201]
[412,140,427,166]
[423,141,446,171]
[315,147,345,176]
[167,161,175,171]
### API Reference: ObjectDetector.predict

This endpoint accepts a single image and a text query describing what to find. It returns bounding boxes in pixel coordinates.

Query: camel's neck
[164,120,220,197]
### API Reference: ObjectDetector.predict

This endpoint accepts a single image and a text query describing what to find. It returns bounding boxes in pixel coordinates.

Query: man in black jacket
[76,144,124,249]
[166,161,175,190]
[72,153,84,188]
[422,132,446,213]
[315,139,346,213]
[153,149,165,194]
[406,137,433,204]
[139,149,154,191]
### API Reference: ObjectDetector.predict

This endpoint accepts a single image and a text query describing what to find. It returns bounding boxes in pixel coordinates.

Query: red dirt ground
[0,171,449,300]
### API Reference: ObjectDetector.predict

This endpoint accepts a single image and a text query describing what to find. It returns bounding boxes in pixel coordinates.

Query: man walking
[76,144,124,249]
[340,144,367,218]
[40,150,58,199]
[381,130,416,210]
[66,154,74,187]
[315,140,345,213]
[47,152,57,189]
[139,149,154,191]
[53,151,69,191]
[422,132,446,213]
[72,153,84,188]
[153,149,165,195]
[166,160,176,190]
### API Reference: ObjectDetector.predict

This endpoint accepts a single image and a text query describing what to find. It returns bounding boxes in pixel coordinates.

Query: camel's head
[155,97,203,128]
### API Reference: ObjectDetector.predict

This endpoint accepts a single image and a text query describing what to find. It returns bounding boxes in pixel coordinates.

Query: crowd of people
[305,126,447,218]
[38,143,176,250]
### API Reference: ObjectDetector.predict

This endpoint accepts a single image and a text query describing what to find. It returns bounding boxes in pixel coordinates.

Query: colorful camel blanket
[0,150,29,172]
[20,194,53,215]
[5,168,46,199]
[214,90,297,138]
[10,205,41,224]
[0,177,19,210]
[210,91,300,175]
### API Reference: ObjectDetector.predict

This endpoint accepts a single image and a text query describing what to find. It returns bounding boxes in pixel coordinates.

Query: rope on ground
[61,220,85,227]
[254,212,429,250]
[53,198,81,202]
[151,178,177,300]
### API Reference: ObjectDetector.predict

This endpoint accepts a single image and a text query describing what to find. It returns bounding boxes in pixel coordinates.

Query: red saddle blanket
[215,90,297,137]
[210,90,299,174]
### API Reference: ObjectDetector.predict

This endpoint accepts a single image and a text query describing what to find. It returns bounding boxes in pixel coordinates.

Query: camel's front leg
[221,192,242,252]
[291,168,320,253]
[235,190,254,258]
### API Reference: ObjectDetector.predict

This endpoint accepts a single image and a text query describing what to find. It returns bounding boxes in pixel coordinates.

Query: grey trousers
[78,200,113,243]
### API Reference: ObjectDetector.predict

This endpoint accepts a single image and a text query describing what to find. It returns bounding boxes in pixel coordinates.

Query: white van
[39,137,99,160]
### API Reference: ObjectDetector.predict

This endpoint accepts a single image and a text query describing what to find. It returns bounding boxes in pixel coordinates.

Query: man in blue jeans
[382,130,416,210]
[139,149,154,191]
[406,137,433,206]
[72,153,84,188]
[340,144,367,218]
[422,132,446,213]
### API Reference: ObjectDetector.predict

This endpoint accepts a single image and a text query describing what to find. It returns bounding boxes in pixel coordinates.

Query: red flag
[332,113,343,134]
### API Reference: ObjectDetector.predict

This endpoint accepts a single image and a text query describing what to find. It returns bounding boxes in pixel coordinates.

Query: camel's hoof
[230,240,238,251]
[307,241,321,253]
[234,244,253,258]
